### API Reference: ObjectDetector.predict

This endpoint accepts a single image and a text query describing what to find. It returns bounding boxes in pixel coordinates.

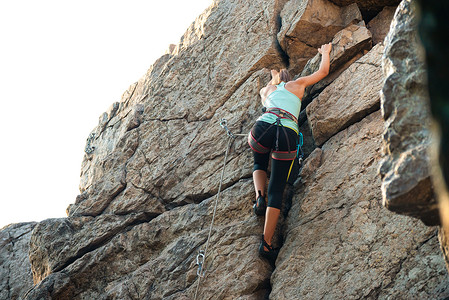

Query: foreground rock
[0,222,36,300]
[416,0,449,271]
[378,0,438,225]
[271,111,449,299]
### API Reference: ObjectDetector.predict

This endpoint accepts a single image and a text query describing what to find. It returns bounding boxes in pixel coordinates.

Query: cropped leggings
[248,121,298,209]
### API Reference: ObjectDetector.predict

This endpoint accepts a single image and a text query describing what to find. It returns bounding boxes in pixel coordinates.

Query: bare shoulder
[260,84,277,105]
[285,81,304,100]
[261,85,277,97]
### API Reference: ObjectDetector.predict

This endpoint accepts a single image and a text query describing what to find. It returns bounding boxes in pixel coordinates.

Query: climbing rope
[193,119,246,300]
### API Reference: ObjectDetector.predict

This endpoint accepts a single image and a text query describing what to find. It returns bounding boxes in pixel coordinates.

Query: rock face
[367,6,397,44]
[71,0,289,219]
[306,43,383,146]
[277,0,363,74]
[272,111,448,299]
[298,22,372,106]
[378,0,439,226]
[3,0,448,299]
[0,222,36,300]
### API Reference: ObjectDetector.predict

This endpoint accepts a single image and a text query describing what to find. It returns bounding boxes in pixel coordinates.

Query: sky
[0,0,213,229]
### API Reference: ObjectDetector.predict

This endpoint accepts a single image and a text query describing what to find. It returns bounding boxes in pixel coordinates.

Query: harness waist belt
[265,107,298,123]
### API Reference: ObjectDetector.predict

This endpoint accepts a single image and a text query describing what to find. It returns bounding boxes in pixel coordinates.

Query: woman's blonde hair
[272,68,291,85]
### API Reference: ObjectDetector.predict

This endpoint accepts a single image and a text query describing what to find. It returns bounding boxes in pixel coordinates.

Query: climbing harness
[248,108,298,161]
[193,118,245,300]
[265,107,298,123]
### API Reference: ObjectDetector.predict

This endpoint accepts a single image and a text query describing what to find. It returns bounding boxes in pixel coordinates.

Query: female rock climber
[248,43,332,263]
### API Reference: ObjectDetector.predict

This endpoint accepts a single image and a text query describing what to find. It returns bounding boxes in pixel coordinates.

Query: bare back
[261,81,305,105]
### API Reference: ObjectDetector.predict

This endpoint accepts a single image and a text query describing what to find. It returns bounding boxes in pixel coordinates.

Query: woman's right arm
[295,43,332,88]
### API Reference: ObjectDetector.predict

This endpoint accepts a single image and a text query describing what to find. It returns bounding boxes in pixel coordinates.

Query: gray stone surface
[0,222,36,300]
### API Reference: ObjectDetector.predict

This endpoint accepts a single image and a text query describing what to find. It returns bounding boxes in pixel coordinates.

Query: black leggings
[249,121,298,209]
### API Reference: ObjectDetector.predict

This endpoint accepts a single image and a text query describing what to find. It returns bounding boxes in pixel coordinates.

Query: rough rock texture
[71,0,288,219]
[299,22,372,106]
[277,0,362,74]
[306,43,384,146]
[10,0,448,299]
[271,111,449,299]
[367,6,397,44]
[0,222,36,300]
[378,0,439,226]
[25,181,274,299]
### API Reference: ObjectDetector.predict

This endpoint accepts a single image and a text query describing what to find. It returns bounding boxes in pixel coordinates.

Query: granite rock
[299,22,372,105]
[18,0,449,299]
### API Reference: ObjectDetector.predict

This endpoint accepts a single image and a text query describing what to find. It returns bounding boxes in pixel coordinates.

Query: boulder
[367,6,397,45]
[378,0,438,225]
[0,222,36,300]
[306,43,384,146]
[271,111,449,299]
[277,0,362,74]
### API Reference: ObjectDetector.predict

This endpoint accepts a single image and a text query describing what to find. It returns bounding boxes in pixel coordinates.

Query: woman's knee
[267,191,283,209]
